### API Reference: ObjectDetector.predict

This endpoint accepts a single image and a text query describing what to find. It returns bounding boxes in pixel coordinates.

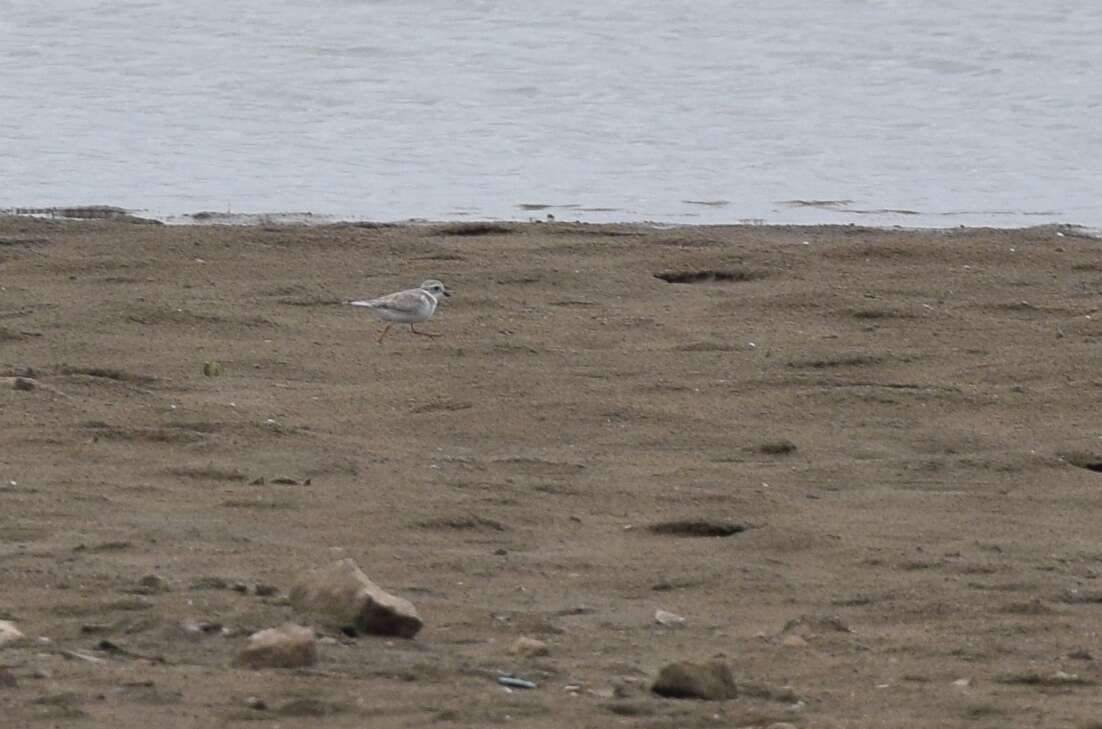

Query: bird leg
[409,324,440,337]
[377,324,391,343]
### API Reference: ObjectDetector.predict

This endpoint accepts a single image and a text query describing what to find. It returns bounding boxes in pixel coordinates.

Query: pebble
[254,583,279,597]
[654,609,687,628]
[0,620,25,648]
[652,660,738,701]
[181,620,223,635]
[290,558,422,638]
[244,696,268,710]
[234,623,317,670]
[509,636,550,658]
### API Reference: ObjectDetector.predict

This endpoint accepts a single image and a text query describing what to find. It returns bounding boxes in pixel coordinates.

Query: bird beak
[443,290,451,297]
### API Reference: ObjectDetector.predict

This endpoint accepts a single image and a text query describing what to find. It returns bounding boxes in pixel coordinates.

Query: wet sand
[1,217,1101,727]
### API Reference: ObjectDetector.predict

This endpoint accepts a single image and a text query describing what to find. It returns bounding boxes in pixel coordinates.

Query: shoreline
[2,205,1099,234]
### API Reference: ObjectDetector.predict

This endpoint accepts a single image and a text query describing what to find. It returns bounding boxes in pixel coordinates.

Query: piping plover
[348,279,450,342]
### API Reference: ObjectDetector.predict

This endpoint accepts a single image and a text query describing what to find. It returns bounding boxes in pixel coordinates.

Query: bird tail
[347,300,378,308]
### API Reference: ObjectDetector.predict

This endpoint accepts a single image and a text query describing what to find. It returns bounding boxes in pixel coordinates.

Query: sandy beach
[1,216,1100,727]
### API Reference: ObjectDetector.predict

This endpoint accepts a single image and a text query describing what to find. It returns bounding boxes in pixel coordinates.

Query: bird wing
[349,288,426,314]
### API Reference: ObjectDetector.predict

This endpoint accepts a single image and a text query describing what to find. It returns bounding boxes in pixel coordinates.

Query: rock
[12,377,36,391]
[244,696,268,710]
[181,619,222,636]
[654,609,687,628]
[0,620,25,648]
[255,583,279,597]
[509,636,549,658]
[651,660,737,701]
[234,623,317,669]
[289,559,422,638]
[781,614,850,635]
[766,723,799,729]
[781,634,809,648]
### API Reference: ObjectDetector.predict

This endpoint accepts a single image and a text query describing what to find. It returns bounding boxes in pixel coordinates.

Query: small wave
[779,199,853,209]
[682,199,730,207]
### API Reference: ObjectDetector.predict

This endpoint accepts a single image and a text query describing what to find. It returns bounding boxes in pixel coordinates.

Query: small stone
[289,558,422,638]
[231,582,249,593]
[31,668,52,679]
[245,696,268,710]
[654,609,687,628]
[137,574,169,594]
[952,677,971,688]
[766,723,799,729]
[509,636,549,658]
[652,660,737,701]
[180,619,224,636]
[13,377,36,391]
[0,620,25,648]
[255,583,279,597]
[234,623,317,669]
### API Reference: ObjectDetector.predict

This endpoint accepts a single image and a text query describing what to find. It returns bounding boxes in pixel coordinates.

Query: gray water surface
[1,1,1100,227]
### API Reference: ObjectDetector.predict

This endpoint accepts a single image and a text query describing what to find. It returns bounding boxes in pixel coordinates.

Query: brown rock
[652,660,737,700]
[509,636,549,658]
[781,634,809,648]
[235,623,317,669]
[289,559,422,638]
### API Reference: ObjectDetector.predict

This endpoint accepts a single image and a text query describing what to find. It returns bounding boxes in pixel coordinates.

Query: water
[1,0,1100,227]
